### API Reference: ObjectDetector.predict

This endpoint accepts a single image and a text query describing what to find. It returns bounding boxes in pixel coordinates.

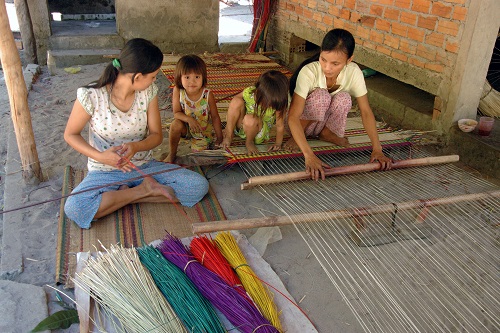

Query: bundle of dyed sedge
[73,245,186,332]
[190,235,247,298]
[158,233,280,333]
[215,232,282,331]
[137,245,226,333]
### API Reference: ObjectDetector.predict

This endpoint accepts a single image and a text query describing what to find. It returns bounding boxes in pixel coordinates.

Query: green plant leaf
[31,309,79,332]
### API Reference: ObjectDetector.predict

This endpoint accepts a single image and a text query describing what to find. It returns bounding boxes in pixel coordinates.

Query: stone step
[49,33,124,51]
[47,48,120,75]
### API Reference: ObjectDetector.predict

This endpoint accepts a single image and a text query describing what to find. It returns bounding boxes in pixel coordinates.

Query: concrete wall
[115,0,220,53]
[267,0,499,135]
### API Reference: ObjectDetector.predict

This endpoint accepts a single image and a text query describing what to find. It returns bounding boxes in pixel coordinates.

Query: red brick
[425,32,445,47]
[308,0,317,9]
[360,15,376,28]
[400,12,417,25]
[392,51,408,62]
[408,57,426,69]
[412,0,431,13]
[384,35,400,49]
[417,15,438,30]
[425,63,444,73]
[384,8,400,21]
[295,6,303,15]
[377,0,394,5]
[329,6,340,16]
[370,30,385,44]
[323,15,334,26]
[376,19,391,32]
[400,40,417,54]
[339,8,351,20]
[431,2,452,18]
[336,0,344,4]
[445,40,459,53]
[345,0,355,10]
[407,27,425,42]
[452,6,467,21]
[370,5,384,17]
[363,41,377,50]
[344,21,357,33]
[303,8,314,18]
[376,45,392,56]
[437,20,460,36]
[444,0,465,3]
[392,22,408,37]
[350,11,362,23]
[357,25,370,39]
[416,44,436,61]
[394,0,411,9]
[313,12,323,22]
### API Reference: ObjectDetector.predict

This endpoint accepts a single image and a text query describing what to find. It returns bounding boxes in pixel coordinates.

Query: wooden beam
[0,2,42,182]
[192,190,499,234]
[241,155,459,190]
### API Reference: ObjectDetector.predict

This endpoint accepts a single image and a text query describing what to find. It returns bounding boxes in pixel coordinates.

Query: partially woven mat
[56,165,226,288]
[225,117,422,164]
[161,53,293,116]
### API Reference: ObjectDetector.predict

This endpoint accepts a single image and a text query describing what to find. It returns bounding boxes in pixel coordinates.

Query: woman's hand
[305,154,331,180]
[267,144,282,152]
[370,150,392,170]
[98,146,130,171]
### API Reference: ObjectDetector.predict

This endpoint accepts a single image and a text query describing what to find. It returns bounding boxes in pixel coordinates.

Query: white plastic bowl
[458,119,478,132]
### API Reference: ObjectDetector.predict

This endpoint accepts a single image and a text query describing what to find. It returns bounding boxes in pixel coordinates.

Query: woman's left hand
[116,143,138,170]
[370,150,392,170]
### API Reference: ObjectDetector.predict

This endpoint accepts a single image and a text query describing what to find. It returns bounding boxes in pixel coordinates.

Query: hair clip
[112,58,122,70]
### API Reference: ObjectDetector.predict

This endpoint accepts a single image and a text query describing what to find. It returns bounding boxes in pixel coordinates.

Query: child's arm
[172,86,202,133]
[267,111,284,151]
[208,91,223,145]
[357,94,392,170]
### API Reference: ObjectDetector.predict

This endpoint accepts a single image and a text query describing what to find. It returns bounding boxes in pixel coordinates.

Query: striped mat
[161,53,293,115]
[224,117,420,163]
[55,165,226,287]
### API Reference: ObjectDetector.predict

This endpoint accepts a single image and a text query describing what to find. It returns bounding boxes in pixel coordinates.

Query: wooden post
[192,190,499,234]
[241,155,460,190]
[0,2,42,182]
[14,0,38,64]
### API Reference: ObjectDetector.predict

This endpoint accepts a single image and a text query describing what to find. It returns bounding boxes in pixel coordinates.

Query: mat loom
[162,52,499,331]
[193,144,500,332]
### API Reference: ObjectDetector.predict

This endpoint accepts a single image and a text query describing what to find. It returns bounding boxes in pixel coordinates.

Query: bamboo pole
[241,155,460,190]
[192,190,499,234]
[0,2,42,182]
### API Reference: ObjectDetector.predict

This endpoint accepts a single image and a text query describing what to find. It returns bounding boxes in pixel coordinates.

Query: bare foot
[138,176,178,203]
[246,142,259,155]
[319,132,350,147]
[164,153,177,164]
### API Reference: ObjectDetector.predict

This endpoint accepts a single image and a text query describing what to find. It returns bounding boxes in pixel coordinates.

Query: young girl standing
[285,28,392,180]
[64,38,209,229]
[165,54,223,163]
[221,70,289,155]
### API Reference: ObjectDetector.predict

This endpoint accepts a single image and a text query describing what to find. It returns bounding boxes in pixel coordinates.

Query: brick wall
[269,0,471,95]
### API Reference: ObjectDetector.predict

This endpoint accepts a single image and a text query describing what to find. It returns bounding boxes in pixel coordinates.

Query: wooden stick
[241,155,459,190]
[192,190,499,234]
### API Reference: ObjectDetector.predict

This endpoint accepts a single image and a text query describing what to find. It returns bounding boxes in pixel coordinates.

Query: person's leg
[166,119,187,163]
[241,114,262,154]
[222,98,245,148]
[318,91,352,146]
[145,160,209,207]
[301,88,331,137]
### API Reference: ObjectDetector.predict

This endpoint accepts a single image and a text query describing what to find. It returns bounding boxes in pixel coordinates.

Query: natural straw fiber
[56,165,226,287]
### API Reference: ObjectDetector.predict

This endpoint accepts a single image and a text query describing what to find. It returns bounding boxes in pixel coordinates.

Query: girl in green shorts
[221,70,289,155]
